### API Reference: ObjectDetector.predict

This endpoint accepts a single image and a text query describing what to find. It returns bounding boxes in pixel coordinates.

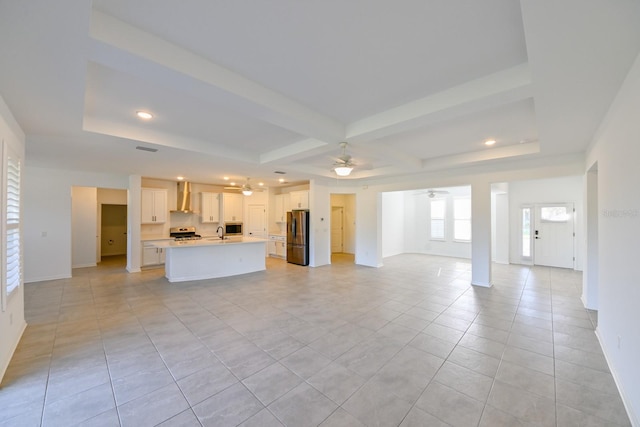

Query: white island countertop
[151,236,267,248]
[147,237,267,282]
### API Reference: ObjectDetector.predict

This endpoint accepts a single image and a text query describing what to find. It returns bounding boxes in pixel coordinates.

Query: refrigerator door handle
[292,217,296,238]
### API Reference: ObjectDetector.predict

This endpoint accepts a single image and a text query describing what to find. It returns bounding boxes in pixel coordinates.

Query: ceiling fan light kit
[334,166,353,176]
[333,142,355,177]
[224,177,260,196]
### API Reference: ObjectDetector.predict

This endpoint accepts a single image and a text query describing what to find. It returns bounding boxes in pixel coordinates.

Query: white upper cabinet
[222,193,243,222]
[141,188,167,224]
[289,190,309,210]
[274,193,291,222]
[200,192,220,223]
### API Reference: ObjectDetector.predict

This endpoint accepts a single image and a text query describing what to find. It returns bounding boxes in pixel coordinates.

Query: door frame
[331,206,344,253]
[532,202,575,269]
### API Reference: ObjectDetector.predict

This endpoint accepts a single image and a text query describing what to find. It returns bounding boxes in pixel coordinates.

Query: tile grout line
[475,264,532,426]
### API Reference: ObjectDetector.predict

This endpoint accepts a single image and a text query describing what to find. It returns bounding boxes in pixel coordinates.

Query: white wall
[71,186,98,268]
[309,180,330,267]
[23,166,128,282]
[356,186,382,267]
[493,192,510,264]
[381,191,405,257]
[412,190,473,259]
[585,51,640,425]
[0,94,26,382]
[583,167,598,309]
[507,176,584,268]
[383,187,473,259]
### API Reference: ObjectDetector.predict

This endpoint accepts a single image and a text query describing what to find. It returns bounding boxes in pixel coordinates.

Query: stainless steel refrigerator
[287,210,309,266]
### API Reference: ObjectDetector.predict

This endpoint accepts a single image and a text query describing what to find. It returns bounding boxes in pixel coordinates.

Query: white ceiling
[1,1,639,187]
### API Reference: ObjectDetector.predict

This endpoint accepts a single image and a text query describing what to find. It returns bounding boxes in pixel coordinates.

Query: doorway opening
[101,204,127,263]
[71,187,128,272]
[330,193,356,264]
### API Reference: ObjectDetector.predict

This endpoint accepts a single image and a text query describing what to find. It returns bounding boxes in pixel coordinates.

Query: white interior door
[247,204,266,239]
[534,203,574,268]
[331,206,343,253]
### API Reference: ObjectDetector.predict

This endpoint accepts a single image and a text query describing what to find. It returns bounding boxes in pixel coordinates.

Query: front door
[534,203,574,268]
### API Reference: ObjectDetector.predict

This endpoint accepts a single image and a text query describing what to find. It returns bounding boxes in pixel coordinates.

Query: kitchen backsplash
[141,212,223,238]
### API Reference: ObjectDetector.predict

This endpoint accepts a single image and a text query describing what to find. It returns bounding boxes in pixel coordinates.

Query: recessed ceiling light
[278,178,285,183]
[230,182,236,186]
[136,111,153,120]
[258,182,264,186]
[484,139,496,146]
[177,176,184,181]
[223,176,229,180]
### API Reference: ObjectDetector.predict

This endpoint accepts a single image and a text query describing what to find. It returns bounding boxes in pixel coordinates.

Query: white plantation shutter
[2,140,21,310]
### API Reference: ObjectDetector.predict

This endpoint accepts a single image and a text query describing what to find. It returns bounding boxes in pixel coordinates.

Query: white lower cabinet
[268,235,286,259]
[142,241,167,266]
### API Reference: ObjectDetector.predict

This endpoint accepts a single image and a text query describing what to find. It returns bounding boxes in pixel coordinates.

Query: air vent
[136,146,158,152]
[274,171,286,174]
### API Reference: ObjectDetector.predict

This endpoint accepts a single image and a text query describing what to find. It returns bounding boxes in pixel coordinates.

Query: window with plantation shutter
[3,141,21,309]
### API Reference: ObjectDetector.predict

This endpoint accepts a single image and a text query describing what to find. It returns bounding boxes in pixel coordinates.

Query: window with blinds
[3,143,21,306]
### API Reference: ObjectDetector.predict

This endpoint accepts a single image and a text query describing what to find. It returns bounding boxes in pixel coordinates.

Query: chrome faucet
[216,226,224,239]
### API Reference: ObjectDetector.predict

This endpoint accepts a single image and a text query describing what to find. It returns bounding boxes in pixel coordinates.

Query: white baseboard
[471,281,493,288]
[24,273,71,283]
[595,329,638,427]
[0,320,27,383]
[72,263,97,269]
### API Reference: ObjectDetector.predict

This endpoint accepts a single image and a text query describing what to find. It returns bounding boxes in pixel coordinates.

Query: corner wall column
[127,175,142,273]
[471,181,492,287]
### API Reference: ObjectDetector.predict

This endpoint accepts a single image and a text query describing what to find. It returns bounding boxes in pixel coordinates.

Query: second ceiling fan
[224,177,264,196]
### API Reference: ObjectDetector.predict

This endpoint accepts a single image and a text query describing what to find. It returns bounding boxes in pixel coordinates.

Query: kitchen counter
[141,235,173,241]
[151,236,266,247]
[148,237,267,282]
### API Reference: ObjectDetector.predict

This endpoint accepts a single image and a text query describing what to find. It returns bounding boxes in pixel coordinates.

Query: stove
[170,226,202,241]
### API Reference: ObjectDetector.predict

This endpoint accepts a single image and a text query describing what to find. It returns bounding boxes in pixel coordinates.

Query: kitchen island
[150,237,267,283]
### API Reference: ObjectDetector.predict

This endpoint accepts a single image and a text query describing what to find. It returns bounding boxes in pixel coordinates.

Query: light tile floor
[0,254,630,426]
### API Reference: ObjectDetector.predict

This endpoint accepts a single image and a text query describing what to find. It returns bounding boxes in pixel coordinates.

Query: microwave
[225,222,243,236]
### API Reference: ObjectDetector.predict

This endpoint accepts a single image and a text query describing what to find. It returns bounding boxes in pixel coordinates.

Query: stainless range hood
[172,181,193,213]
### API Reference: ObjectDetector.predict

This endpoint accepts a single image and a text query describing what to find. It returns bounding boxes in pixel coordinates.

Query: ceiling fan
[415,189,450,198]
[333,142,355,176]
[224,177,264,195]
